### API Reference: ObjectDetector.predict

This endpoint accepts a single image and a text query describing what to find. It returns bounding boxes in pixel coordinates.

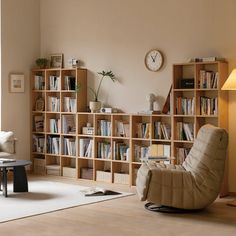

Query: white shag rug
[0,179,133,223]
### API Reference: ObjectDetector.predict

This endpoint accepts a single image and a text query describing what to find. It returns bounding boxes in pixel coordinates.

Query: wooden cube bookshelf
[31,62,228,189]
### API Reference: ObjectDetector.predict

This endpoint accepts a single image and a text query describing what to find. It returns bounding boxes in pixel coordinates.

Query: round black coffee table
[0,160,31,197]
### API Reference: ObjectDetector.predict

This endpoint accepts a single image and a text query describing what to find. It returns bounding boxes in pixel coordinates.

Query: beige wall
[1,0,40,160]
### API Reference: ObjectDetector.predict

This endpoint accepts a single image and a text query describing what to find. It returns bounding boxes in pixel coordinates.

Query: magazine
[81,187,121,196]
[0,158,16,164]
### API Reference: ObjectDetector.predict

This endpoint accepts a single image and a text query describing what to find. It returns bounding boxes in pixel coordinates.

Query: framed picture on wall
[9,74,25,93]
[50,53,64,68]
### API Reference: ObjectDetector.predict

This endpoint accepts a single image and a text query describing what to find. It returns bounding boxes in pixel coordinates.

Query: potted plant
[89,70,116,112]
[35,58,48,69]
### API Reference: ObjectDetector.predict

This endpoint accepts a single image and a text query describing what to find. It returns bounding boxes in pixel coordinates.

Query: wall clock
[144,49,164,72]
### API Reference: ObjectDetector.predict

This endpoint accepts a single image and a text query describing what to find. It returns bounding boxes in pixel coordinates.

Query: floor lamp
[222,68,236,207]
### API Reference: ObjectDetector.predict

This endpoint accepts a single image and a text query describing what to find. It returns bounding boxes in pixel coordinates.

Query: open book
[0,158,16,164]
[81,187,121,197]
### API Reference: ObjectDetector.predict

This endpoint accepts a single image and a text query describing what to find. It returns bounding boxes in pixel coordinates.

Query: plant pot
[89,101,101,113]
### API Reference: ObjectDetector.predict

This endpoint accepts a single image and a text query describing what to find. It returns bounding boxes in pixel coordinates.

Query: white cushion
[0,131,15,154]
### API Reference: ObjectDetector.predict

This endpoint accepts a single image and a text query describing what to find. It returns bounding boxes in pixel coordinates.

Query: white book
[163,145,171,157]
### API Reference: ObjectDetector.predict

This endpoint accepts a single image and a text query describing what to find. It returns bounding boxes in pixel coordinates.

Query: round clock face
[145,49,163,71]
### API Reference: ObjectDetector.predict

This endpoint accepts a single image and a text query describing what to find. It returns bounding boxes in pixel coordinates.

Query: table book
[81,187,121,196]
[0,158,16,163]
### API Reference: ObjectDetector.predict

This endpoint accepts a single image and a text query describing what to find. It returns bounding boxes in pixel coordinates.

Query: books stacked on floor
[176,97,195,115]
[79,139,93,158]
[199,70,219,89]
[154,122,171,140]
[34,115,44,132]
[136,122,151,138]
[62,115,76,134]
[200,96,218,115]
[64,97,76,112]
[176,147,191,164]
[64,76,76,90]
[113,141,129,161]
[49,75,60,90]
[34,75,44,90]
[49,118,60,133]
[48,96,60,112]
[97,141,111,159]
[114,120,130,137]
[64,137,76,156]
[47,136,60,155]
[97,120,111,136]
[134,144,149,162]
[176,122,194,141]
[46,164,60,176]
[32,135,45,153]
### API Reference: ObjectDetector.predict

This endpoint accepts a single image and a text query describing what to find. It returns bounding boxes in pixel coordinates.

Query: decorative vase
[89,101,101,113]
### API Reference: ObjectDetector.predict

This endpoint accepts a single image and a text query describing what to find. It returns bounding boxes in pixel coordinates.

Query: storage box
[63,167,77,178]
[81,167,93,180]
[114,173,129,185]
[34,158,45,174]
[96,170,112,183]
[46,165,60,176]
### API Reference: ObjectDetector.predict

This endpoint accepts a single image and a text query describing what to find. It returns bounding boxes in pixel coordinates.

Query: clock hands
[150,53,158,63]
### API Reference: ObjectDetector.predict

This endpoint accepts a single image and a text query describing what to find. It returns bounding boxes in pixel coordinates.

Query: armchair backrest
[183,124,228,193]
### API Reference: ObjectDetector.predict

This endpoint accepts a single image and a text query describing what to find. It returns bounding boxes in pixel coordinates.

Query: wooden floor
[0,175,236,236]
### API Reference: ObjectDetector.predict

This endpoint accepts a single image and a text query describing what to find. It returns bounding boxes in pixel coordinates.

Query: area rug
[0,179,133,223]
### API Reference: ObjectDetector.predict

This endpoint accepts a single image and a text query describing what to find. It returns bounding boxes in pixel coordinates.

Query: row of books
[32,135,45,153]
[134,144,171,162]
[47,136,60,155]
[200,96,218,115]
[176,97,195,115]
[48,96,60,112]
[49,76,60,90]
[49,118,61,133]
[64,137,76,156]
[176,147,191,164]
[79,139,93,158]
[64,97,76,112]
[135,123,150,139]
[113,141,129,161]
[62,115,76,134]
[154,122,171,140]
[199,70,219,89]
[97,120,112,136]
[97,142,111,159]
[34,75,44,90]
[114,120,130,137]
[64,76,76,90]
[176,122,194,141]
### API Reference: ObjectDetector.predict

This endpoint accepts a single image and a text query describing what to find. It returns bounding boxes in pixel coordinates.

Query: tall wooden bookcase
[172,61,228,194]
[31,61,228,188]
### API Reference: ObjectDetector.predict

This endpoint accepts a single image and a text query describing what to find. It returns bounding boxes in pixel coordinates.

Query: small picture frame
[35,97,45,111]
[9,74,25,93]
[50,54,63,68]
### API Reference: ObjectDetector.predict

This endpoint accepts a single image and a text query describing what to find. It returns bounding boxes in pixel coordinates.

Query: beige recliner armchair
[136,124,228,212]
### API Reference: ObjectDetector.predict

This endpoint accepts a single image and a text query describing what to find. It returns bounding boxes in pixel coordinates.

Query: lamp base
[226,199,236,207]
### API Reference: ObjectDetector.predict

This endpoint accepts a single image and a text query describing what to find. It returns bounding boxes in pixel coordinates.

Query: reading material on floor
[0,158,16,163]
[81,187,121,196]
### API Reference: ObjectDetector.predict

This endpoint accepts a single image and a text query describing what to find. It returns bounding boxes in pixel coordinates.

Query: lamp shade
[222,69,236,90]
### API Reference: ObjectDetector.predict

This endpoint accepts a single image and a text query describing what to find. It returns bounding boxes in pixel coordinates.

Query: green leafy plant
[89,70,116,102]
[35,58,48,69]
